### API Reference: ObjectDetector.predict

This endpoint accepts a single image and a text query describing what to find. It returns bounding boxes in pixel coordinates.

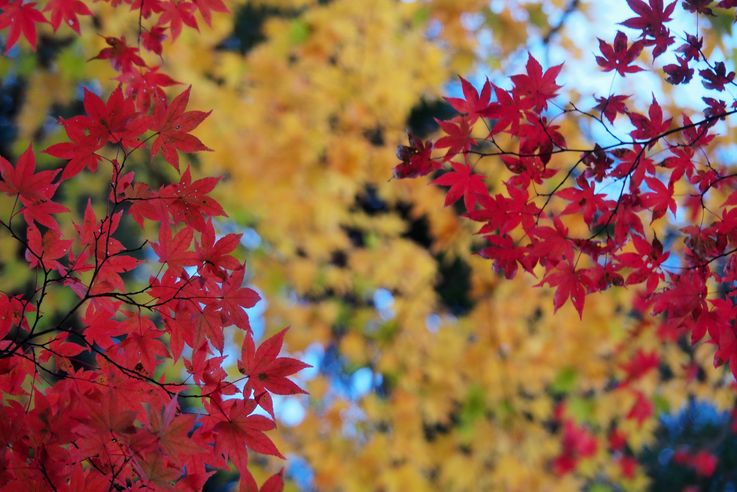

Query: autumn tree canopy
[3,0,737,491]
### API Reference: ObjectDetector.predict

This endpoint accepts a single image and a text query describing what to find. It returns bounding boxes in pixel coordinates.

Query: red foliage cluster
[673,448,719,477]
[395,0,737,477]
[0,1,305,491]
[552,419,598,475]
[395,0,737,369]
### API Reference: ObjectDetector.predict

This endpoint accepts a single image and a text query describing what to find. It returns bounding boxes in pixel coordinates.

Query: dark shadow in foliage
[0,77,23,157]
[405,98,455,138]
[394,203,474,315]
[395,201,432,249]
[363,125,385,147]
[350,187,476,316]
[216,3,300,54]
[435,254,472,316]
[639,399,737,492]
[354,184,387,215]
[37,35,75,69]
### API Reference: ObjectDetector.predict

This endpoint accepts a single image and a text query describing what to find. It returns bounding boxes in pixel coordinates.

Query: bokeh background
[4,0,737,490]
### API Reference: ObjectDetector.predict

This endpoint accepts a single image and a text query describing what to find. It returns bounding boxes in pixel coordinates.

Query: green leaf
[57,46,87,80]
[525,4,547,29]
[551,366,577,395]
[288,19,310,45]
[653,394,670,415]
[412,7,430,26]
[375,320,399,344]
[459,384,486,424]
[567,397,594,422]
[711,10,734,38]
[17,53,37,78]
[589,484,614,492]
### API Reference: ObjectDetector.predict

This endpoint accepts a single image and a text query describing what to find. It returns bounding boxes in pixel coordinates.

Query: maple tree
[0,1,306,491]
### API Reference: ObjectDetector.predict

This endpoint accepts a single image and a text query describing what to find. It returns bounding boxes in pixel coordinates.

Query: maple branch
[107,456,132,492]
[693,246,737,269]
[38,462,59,492]
[566,101,625,144]
[137,0,145,47]
[542,0,580,46]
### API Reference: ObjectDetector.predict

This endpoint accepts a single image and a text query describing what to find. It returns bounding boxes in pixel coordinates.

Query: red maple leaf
[218,266,260,330]
[141,25,167,56]
[558,175,614,224]
[127,0,165,20]
[530,216,575,266]
[238,327,310,418]
[680,115,715,148]
[73,86,148,149]
[640,176,676,221]
[683,0,715,15]
[594,94,630,124]
[699,61,735,91]
[620,349,660,384]
[433,162,487,210]
[241,469,285,492]
[621,0,677,58]
[626,390,654,425]
[192,0,228,26]
[150,86,212,170]
[518,114,566,164]
[663,56,694,85]
[435,116,474,160]
[0,295,21,339]
[117,65,179,111]
[212,398,284,476]
[663,147,696,184]
[538,261,592,318]
[43,0,91,34]
[484,84,523,135]
[651,269,707,323]
[0,144,68,230]
[81,388,138,436]
[394,133,438,178]
[157,0,198,40]
[44,117,103,180]
[89,36,146,72]
[676,34,702,62]
[445,77,492,124]
[617,233,669,293]
[0,144,60,202]
[151,223,198,274]
[196,221,242,280]
[596,31,644,76]
[511,53,563,113]
[25,224,71,274]
[628,95,671,142]
[113,313,169,373]
[146,396,203,456]
[160,165,225,231]
[0,0,47,52]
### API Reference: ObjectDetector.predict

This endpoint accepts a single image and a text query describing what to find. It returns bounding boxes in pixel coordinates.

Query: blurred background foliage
[4,0,737,490]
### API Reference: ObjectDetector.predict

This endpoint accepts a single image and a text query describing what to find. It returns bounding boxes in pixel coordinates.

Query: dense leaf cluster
[0,0,305,490]
[397,0,737,479]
